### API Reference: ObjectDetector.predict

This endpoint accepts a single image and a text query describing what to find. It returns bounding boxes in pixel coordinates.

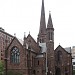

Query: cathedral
[1,0,72,75]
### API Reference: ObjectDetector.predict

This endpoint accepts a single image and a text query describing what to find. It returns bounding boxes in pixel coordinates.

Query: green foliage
[73,70,75,75]
[0,61,23,75]
[0,61,4,75]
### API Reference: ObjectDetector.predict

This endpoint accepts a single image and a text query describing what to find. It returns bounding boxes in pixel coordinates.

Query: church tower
[37,0,46,43]
[37,0,55,75]
[46,12,55,75]
[46,12,54,42]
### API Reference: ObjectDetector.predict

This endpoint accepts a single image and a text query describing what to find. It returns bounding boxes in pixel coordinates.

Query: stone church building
[2,0,72,75]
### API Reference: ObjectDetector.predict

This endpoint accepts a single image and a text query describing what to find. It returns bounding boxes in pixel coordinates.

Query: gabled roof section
[35,54,44,58]
[55,45,71,54]
[18,38,23,45]
[27,34,37,44]
[6,37,23,50]
[0,29,14,37]
[26,34,40,53]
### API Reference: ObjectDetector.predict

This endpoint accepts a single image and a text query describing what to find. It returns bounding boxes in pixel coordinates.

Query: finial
[59,43,60,45]
[29,31,30,34]
[14,33,16,37]
[49,11,51,15]
[49,11,51,13]
[24,32,26,37]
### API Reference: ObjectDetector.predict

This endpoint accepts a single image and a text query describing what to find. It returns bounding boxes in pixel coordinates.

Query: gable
[6,37,26,69]
[54,45,71,62]
[7,37,23,52]
[26,34,40,53]
[55,45,71,55]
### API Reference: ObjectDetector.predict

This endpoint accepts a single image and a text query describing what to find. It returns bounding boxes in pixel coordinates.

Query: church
[4,0,72,75]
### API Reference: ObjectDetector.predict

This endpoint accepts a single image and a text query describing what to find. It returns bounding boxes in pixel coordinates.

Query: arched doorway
[55,67,61,75]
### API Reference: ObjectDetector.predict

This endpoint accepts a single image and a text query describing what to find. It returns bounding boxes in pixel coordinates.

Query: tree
[0,61,4,75]
[73,70,75,75]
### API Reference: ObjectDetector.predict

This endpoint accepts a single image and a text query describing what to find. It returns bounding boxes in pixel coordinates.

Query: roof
[55,45,71,54]
[0,29,14,38]
[65,47,71,53]
[35,54,44,58]
[27,34,37,44]
[7,37,23,49]
[18,38,23,45]
[39,42,47,53]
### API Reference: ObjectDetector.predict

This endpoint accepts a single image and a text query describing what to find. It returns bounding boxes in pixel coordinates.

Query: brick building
[0,0,72,75]
[0,27,14,60]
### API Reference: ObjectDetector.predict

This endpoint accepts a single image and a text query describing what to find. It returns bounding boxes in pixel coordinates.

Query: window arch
[10,46,20,63]
[38,60,39,65]
[57,51,62,62]
[51,32,53,40]
[48,32,53,41]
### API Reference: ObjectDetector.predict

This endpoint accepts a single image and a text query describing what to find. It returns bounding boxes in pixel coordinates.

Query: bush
[73,70,75,75]
[0,61,4,75]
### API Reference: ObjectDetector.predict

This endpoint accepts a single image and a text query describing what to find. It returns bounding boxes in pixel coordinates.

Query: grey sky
[0,0,75,49]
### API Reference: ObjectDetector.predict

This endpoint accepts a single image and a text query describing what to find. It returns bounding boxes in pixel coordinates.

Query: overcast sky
[0,0,75,49]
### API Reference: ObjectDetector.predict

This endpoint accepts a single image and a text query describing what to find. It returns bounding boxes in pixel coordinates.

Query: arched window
[51,32,53,40]
[57,51,62,62]
[32,56,34,67]
[48,32,53,41]
[33,70,35,74]
[10,46,20,63]
[38,60,39,65]
[48,32,50,40]
[27,54,29,67]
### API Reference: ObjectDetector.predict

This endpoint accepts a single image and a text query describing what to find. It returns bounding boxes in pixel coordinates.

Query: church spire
[39,0,46,34]
[37,0,46,43]
[47,11,53,29]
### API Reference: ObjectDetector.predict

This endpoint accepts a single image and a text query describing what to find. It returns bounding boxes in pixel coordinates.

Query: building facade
[0,0,72,75]
[0,27,14,61]
[71,46,75,70]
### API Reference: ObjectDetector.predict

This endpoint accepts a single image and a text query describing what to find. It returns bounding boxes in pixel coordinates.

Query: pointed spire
[39,0,46,34]
[23,32,26,48]
[29,31,30,35]
[47,11,53,28]
[24,32,26,37]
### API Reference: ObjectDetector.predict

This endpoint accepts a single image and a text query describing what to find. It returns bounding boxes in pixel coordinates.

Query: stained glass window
[10,46,20,63]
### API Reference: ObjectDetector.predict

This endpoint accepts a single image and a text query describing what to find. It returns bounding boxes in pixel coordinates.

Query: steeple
[46,12,54,42]
[47,12,53,29]
[37,0,46,43]
[39,0,46,35]
[46,12,55,75]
